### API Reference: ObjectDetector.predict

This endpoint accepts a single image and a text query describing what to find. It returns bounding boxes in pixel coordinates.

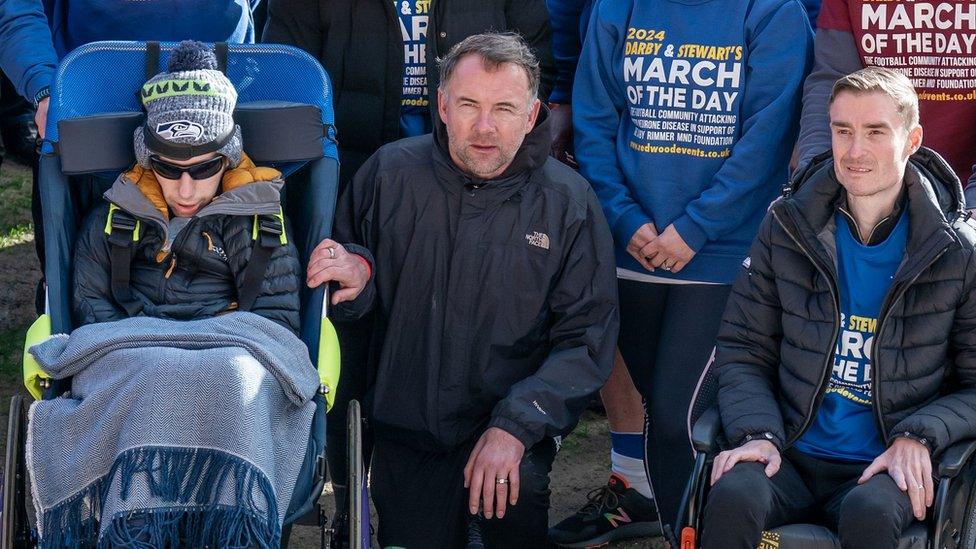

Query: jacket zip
[155,218,201,300]
[869,243,949,444]
[771,207,841,447]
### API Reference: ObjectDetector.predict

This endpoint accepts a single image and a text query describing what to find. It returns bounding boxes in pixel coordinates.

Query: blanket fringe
[38,446,280,549]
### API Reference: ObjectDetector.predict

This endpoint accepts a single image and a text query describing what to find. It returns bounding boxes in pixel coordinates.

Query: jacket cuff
[612,206,653,249]
[32,85,51,107]
[487,415,539,450]
[672,213,709,253]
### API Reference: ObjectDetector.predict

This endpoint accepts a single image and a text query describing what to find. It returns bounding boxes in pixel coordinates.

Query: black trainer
[548,473,661,548]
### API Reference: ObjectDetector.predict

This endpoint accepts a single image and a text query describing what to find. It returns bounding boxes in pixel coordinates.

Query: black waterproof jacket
[263,0,555,185]
[716,148,976,457]
[333,108,618,450]
[73,157,302,333]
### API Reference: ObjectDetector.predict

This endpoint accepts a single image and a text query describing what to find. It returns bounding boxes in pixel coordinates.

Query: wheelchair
[678,370,976,549]
[0,41,369,548]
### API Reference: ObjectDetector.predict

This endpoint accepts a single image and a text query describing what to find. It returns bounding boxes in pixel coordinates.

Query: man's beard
[452,139,515,178]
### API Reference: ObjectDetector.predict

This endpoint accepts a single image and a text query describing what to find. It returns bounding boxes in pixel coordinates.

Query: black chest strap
[105,205,144,317]
[238,213,286,312]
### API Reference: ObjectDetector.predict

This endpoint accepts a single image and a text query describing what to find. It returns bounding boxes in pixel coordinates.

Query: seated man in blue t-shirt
[703,66,976,549]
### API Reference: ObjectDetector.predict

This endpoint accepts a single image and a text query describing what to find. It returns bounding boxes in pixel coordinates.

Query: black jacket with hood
[716,148,976,457]
[73,155,302,333]
[263,0,555,186]
[334,107,618,450]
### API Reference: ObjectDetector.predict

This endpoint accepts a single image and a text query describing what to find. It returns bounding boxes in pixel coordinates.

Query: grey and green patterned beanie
[133,40,243,168]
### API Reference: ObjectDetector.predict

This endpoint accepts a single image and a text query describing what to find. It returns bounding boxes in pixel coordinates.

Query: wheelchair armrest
[692,406,722,454]
[937,438,976,478]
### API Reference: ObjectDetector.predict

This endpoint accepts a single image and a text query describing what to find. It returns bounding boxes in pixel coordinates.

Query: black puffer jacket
[73,156,301,333]
[716,148,976,457]
[333,107,618,451]
[263,0,555,186]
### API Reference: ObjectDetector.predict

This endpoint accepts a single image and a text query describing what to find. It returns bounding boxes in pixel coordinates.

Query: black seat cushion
[763,521,926,548]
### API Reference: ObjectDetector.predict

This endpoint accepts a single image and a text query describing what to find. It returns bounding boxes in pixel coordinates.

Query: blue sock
[610,431,644,460]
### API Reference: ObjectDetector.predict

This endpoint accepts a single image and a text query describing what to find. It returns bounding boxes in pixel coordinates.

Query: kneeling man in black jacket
[704,66,976,549]
[304,32,619,548]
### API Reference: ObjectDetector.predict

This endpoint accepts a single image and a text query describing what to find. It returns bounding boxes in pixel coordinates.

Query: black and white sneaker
[548,473,661,548]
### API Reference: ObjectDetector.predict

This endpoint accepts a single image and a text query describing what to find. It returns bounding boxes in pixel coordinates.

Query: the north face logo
[155,120,204,141]
[525,231,550,250]
[742,256,751,269]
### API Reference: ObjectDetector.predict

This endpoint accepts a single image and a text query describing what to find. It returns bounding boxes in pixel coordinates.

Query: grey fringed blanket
[25,312,319,549]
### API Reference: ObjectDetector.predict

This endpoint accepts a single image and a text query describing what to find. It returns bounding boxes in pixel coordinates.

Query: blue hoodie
[546,0,595,104]
[0,0,257,104]
[573,0,812,283]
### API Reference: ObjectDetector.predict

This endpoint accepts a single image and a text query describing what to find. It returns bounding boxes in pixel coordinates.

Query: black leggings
[617,280,732,529]
[702,449,915,549]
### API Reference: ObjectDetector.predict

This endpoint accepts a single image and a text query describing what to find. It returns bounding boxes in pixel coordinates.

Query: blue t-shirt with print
[395,0,432,137]
[794,209,908,462]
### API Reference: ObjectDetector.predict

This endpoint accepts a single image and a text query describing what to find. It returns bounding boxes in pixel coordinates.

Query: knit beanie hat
[133,41,243,168]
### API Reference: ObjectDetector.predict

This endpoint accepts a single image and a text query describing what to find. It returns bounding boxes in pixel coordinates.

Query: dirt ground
[0,161,663,548]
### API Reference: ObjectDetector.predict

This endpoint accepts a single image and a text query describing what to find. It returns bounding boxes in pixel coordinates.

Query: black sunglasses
[149,155,225,181]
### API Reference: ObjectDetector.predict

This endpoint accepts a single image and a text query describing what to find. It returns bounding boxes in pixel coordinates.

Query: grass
[0,161,35,380]
[0,163,32,236]
[0,325,27,378]
[0,223,33,249]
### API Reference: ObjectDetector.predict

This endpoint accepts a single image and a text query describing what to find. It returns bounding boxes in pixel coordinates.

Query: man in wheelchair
[73,40,301,330]
[20,41,320,548]
[702,66,976,548]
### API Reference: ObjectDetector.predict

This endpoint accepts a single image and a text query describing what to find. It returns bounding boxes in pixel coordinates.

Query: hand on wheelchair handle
[858,437,933,521]
[710,439,781,486]
[306,239,370,304]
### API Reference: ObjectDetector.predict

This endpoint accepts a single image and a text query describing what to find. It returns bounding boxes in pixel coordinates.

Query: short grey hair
[438,32,540,99]
[830,66,920,129]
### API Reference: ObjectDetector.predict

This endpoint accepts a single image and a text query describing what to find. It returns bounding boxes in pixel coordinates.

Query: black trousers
[616,279,732,529]
[702,449,916,549]
[371,434,557,548]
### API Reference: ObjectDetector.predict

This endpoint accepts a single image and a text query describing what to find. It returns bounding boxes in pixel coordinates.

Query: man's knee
[705,463,775,522]
[838,476,913,547]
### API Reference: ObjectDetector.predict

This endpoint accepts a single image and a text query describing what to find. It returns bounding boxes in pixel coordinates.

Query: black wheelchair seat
[758,522,928,549]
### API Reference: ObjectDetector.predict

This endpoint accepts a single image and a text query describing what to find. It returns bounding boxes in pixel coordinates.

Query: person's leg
[825,472,915,549]
[549,347,660,547]
[482,439,558,549]
[643,283,731,529]
[604,350,652,498]
[701,457,815,549]
[370,435,470,548]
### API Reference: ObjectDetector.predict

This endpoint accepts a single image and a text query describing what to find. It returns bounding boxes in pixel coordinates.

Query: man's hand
[35,97,49,140]
[639,224,695,273]
[858,437,933,520]
[626,223,658,271]
[306,239,370,304]
[548,103,577,168]
[463,427,526,520]
[710,440,781,485]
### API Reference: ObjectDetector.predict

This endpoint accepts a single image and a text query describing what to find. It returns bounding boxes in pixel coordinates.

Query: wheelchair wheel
[347,400,368,549]
[962,488,976,548]
[2,395,31,549]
